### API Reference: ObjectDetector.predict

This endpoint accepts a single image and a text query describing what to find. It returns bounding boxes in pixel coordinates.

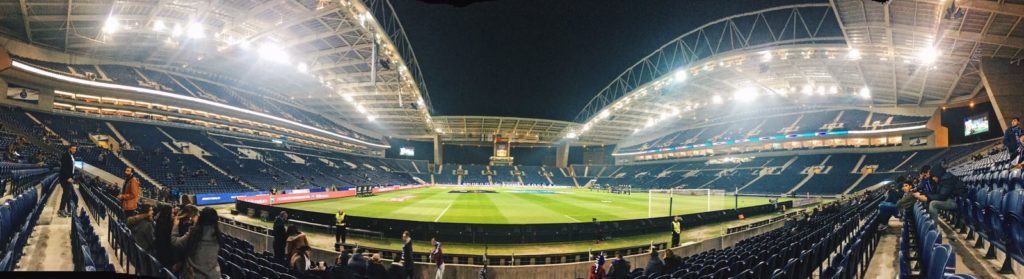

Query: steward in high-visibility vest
[671,216,682,247]
[335,210,347,244]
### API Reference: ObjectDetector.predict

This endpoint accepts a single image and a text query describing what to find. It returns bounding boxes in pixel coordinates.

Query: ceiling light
[859,87,871,99]
[801,84,814,95]
[171,24,183,37]
[760,51,772,62]
[711,95,724,104]
[152,20,167,32]
[918,46,938,65]
[673,69,687,82]
[598,110,610,120]
[847,49,861,60]
[355,105,367,114]
[102,17,120,34]
[257,43,290,64]
[828,85,838,95]
[342,94,354,102]
[434,127,443,133]
[367,115,376,122]
[733,87,758,101]
[297,63,309,73]
[186,23,205,39]
[565,132,578,139]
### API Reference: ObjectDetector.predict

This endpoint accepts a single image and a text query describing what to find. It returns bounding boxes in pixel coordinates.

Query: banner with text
[195,191,269,205]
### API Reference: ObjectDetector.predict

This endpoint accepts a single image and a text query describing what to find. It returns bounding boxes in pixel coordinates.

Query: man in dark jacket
[643,250,664,277]
[57,144,78,217]
[607,254,631,279]
[273,211,289,262]
[402,231,414,279]
[912,165,965,220]
[1005,117,1021,160]
[347,248,369,277]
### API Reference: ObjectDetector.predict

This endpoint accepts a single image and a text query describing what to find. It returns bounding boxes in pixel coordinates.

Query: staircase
[105,122,131,150]
[116,154,165,192]
[785,173,817,195]
[194,154,258,192]
[841,173,871,195]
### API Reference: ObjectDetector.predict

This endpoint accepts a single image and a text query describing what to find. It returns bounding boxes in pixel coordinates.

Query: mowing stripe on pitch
[564,215,581,222]
[434,201,455,222]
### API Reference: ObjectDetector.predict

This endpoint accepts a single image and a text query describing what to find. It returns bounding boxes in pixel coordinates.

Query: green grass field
[277,187,785,224]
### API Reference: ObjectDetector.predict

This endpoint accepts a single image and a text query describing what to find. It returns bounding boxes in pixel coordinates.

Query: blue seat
[927,244,953,279]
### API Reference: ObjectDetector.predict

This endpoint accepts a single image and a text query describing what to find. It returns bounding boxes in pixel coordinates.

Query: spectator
[607,254,630,279]
[326,252,353,279]
[662,249,682,272]
[401,231,414,279]
[1013,135,1024,169]
[387,255,404,279]
[366,254,388,279]
[877,176,911,231]
[478,263,488,279]
[290,245,320,275]
[643,250,664,277]
[154,204,174,267]
[347,248,369,277]
[128,203,155,251]
[1005,117,1021,161]
[588,254,607,279]
[912,165,966,226]
[5,141,20,162]
[118,167,141,217]
[285,225,309,258]
[57,144,78,218]
[176,205,199,237]
[431,238,445,279]
[171,207,221,279]
[273,211,288,262]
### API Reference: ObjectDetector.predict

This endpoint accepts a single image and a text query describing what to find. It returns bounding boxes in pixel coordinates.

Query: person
[171,207,221,279]
[273,211,288,262]
[366,254,388,279]
[285,225,309,259]
[176,205,199,237]
[662,249,682,272]
[1013,134,1024,169]
[387,255,405,279]
[348,248,369,277]
[154,204,174,267]
[335,209,347,244]
[588,254,606,279]
[128,203,155,251]
[431,238,445,279]
[401,231,414,279]
[593,218,603,244]
[644,250,664,277]
[327,252,353,279]
[478,263,488,279]
[916,165,936,194]
[58,144,78,217]
[607,254,630,279]
[877,177,910,231]
[1005,117,1021,161]
[118,167,141,217]
[291,245,322,275]
[670,216,681,247]
[912,165,966,223]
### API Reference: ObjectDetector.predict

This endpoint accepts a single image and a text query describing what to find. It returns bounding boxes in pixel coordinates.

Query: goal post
[648,188,727,217]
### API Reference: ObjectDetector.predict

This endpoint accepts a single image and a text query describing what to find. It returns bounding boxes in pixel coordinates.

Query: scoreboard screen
[494,135,510,157]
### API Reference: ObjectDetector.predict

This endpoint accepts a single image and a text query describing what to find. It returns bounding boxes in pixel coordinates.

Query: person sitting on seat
[912,165,966,223]
[366,254,387,279]
[644,249,664,277]
[347,248,369,277]
[607,253,631,279]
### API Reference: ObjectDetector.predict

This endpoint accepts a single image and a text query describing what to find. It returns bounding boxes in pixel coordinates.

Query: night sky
[390,0,820,122]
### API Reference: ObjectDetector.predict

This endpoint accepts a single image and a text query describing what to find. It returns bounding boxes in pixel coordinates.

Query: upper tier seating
[620,109,930,153]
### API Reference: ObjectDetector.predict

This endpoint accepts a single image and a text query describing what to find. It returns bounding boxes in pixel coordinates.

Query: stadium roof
[0,0,436,140]
[569,0,1024,145]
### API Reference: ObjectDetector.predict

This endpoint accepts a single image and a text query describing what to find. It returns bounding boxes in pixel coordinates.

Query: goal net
[648,188,728,218]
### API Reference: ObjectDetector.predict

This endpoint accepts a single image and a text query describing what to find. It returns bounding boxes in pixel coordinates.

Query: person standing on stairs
[58,144,78,217]
[118,166,141,217]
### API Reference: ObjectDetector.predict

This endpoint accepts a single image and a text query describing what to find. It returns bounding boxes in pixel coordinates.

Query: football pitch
[277,187,787,224]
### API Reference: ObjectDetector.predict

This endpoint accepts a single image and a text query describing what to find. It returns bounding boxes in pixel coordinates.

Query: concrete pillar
[980,58,1024,130]
[433,134,443,165]
[926,107,948,148]
[555,142,569,168]
[37,87,54,111]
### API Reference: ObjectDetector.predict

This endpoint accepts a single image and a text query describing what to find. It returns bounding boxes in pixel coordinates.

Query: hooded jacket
[924,165,965,202]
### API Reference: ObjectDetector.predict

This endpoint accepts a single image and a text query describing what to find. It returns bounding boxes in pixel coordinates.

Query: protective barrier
[194,191,270,205]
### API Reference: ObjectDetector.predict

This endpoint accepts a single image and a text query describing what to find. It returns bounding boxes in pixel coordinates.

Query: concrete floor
[15,184,124,272]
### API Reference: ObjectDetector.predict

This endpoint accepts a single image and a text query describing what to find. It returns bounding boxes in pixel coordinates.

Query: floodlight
[673,69,687,82]
[565,132,578,139]
[152,20,167,32]
[918,46,938,65]
[859,87,871,99]
[828,85,839,95]
[186,23,205,39]
[258,43,291,64]
[598,110,610,119]
[102,17,120,34]
[733,87,758,101]
[711,95,724,104]
[367,115,376,121]
[171,24,183,37]
[297,63,309,73]
[847,49,861,60]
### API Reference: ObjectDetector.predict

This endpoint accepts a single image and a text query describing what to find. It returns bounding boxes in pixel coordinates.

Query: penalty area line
[434,201,455,222]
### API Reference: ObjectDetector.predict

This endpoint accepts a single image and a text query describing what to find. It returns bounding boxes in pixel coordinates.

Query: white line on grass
[564,215,581,222]
[434,201,455,222]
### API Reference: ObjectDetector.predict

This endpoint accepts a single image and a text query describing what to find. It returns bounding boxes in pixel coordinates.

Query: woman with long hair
[153,204,174,267]
[171,207,221,279]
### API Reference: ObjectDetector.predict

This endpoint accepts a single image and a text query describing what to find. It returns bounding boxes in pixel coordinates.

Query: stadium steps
[115,153,165,190]
[0,113,57,154]
[887,151,918,172]
[784,172,816,195]
[851,155,867,173]
[840,173,871,195]
[24,112,68,146]
[736,174,766,192]
[104,122,131,149]
[16,182,73,271]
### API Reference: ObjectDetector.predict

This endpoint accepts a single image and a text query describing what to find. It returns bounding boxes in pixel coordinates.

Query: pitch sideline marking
[564,215,581,222]
[434,200,455,222]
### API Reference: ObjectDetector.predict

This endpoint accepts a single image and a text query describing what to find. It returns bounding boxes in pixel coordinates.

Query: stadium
[0,0,1022,278]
